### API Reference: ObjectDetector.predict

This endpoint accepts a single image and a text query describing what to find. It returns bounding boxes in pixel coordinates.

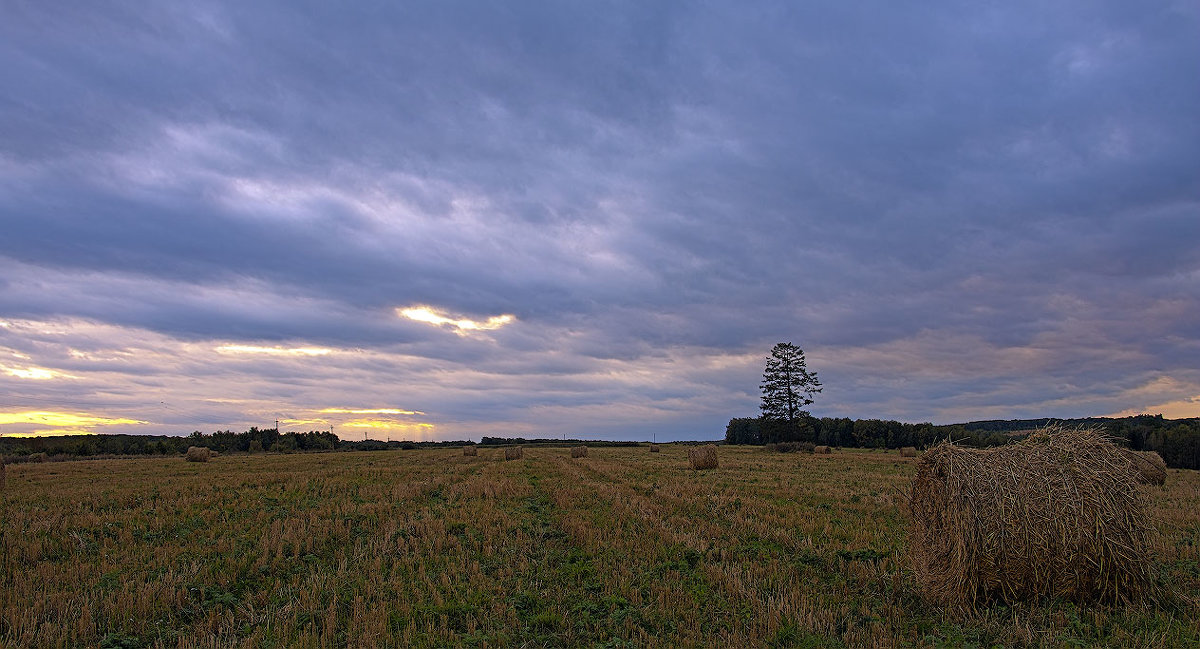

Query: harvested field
[0,446,1196,648]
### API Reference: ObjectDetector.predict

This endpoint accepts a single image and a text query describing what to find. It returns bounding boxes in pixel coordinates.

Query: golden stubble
[0,446,1195,648]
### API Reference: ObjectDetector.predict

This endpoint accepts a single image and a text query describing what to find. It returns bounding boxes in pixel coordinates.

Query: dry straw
[649,444,661,453]
[814,445,831,454]
[504,446,523,461]
[462,446,478,457]
[908,426,1154,607]
[1121,449,1166,486]
[900,446,918,457]
[185,446,212,462]
[688,445,719,470]
[571,446,588,458]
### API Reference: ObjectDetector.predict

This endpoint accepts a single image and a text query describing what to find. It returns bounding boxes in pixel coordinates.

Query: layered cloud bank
[2,2,1198,439]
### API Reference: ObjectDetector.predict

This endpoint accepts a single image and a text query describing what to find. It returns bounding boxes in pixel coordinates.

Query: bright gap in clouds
[1,364,78,380]
[0,411,147,436]
[1108,396,1200,420]
[215,344,333,356]
[398,306,515,335]
[278,407,434,441]
[319,408,425,415]
[341,420,435,430]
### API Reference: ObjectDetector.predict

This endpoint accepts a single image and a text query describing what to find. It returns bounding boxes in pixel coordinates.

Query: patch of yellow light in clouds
[319,408,424,415]
[0,411,147,435]
[215,345,333,356]
[397,305,515,335]
[1108,395,1200,419]
[341,419,434,430]
[1,364,78,380]
[13,429,97,437]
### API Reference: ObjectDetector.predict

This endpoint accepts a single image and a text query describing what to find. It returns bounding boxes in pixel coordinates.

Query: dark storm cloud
[2,1,1198,437]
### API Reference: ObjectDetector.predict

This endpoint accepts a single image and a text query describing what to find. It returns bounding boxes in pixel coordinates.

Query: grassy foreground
[1,446,1197,648]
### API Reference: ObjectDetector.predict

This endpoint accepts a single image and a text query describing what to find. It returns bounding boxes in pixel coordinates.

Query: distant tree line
[724,414,1200,470]
[0,427,339,460]
[478,436,643,448]
[189,427,340,453]
[726,416,959,449]
[0,429,649,462]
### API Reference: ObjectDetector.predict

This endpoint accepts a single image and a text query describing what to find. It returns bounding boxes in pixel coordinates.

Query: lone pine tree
[760,342,822,435]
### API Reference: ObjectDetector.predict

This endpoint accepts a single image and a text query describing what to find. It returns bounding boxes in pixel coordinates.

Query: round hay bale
[462,445,478,457]
[570,446,588,458]
[1121,449,1166,486]
[504,446,523,461]
[185,446,212,462]
[688,445,719,470]
[908,427,1154,606]
[814,445,832,454]
[900,446,918,457]
[29,452,47,463]
[649,444,661,453]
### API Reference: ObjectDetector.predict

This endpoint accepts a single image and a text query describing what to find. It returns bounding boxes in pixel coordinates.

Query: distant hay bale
[908,426,1154,607]
[504,446,523,461]
[571,446,588,458]
[462,445,478,457]
[650,444,661,453]
[1121,449,1166,486]
[185,446,212,462]
[30,452,47,463]
[688,445,719,470]
[900,446,918,457]
[814,445,831,454]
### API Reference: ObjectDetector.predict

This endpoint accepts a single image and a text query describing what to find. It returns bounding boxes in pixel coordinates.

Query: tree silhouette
[760,342,822,439]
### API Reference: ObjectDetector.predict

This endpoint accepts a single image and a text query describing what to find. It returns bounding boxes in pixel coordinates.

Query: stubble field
[1,445,1197,648]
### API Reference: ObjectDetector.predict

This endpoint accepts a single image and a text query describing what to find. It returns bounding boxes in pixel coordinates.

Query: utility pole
[275,419,279,432]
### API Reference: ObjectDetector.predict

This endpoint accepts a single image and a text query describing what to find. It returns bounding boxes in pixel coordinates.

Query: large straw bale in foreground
[571,446,588,458]
[185,446,212,462]
[900,446,918,457]
[909,427,1153,607]
[688,445,718,470]
[1121,449,1166,486]
[504,446,523,461]
[462,445,478,457]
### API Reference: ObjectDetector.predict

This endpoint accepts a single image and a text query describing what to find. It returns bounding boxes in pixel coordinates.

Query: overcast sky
[2,1,1198,441]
